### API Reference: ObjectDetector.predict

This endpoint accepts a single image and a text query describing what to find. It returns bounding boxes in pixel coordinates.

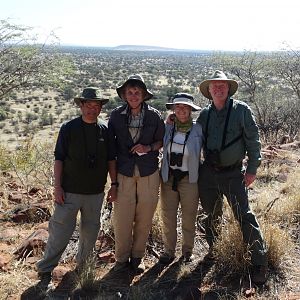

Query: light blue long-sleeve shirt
[161,122,203,183]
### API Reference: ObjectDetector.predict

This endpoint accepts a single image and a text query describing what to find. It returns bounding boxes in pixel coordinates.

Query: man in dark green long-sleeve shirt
[197,70,267,284]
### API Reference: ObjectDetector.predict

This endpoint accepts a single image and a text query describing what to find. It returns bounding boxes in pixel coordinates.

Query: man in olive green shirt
[197,70,267,284]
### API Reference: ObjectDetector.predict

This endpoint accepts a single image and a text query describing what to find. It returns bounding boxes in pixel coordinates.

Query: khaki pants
[113,169,159,262]
[37,192,104,273]
[160,175,199,256]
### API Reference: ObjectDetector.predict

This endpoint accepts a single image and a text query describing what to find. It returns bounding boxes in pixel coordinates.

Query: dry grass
[77,255,98,292]
[196,158,300,300]
[0,143,299,299]
[213,217,251,276]
[0,266,34,298]
[262,222,294,269]
[203,163,300,292]
[254,166,300,225]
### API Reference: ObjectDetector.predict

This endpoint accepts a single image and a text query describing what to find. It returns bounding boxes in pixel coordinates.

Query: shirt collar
[120,103,147,115]
[211,97,232,112]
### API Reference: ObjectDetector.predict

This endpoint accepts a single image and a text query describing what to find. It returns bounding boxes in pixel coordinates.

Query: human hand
[166,113,175,125]
[107,186,118,202]
[54,186,64,204]
[244,173,256,187]
[130,143,151,155]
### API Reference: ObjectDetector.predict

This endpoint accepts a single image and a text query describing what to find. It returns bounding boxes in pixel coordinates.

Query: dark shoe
[113,261,129,271]
[251,265,268,285]
[37,272,53,291]
[130,257,145,274]
[204,247,215,262]
[74,264,84,275]
[56,270,78,293]
[181,252,194,263]
[159,252,175,265]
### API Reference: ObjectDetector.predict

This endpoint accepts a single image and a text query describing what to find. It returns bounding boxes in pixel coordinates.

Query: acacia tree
[212,52,270,130]
[0,19,73,100]
[211,51,299,142]
[275,45,300,100]
[270,47,300,138]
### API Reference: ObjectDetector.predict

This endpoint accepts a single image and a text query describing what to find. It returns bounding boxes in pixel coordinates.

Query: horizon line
[57,43,287,53]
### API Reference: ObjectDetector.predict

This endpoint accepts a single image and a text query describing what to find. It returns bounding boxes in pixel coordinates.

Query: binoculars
[170,152,183,167]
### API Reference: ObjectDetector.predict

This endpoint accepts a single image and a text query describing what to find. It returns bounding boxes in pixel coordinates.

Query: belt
[169,168,188,177]
[204,161,241,172]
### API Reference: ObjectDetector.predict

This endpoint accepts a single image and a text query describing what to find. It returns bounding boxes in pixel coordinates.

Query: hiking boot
[203,247,215,262]
[130,257,145,274]
[55,270,78,294]
[250,265,268,285]
[113,261,129,271]
[159,252,175,265]
[181,252,194,263]
[37,272,53,291]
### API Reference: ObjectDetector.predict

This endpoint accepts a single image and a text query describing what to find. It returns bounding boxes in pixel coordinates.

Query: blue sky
[1,0,299,51]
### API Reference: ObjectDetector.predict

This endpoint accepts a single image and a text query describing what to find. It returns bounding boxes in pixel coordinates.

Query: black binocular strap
[169,124,190,159]
[204,98,242,152]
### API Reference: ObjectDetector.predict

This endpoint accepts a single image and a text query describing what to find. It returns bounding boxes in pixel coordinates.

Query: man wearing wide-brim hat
[107,74,165,273]
[197,70,268,284]
[36,87,110,289]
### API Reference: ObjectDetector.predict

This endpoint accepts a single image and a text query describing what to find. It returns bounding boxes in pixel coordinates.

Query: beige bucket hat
[199,70,238,100]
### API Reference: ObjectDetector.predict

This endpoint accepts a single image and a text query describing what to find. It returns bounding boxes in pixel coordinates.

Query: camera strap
[205,98,243,152]
[126,103,145,143]
[221,98,233,150]
[81,118,99,165]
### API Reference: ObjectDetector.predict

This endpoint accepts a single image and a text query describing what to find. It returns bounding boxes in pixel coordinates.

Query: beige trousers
[113,169,160,262]
[160,175,199,256]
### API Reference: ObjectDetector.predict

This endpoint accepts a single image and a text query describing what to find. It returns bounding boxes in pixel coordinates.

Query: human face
[124,86,145,112]
[174,104,192,123]
[80,100,102,123]
[208,81,230,102]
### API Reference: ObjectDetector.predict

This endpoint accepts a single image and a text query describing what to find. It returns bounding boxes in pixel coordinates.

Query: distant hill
[60,44,216,55]
[112,45,180,51]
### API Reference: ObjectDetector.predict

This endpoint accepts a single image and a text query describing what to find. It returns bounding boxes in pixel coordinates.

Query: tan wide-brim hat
[74,87,109,106]
[199,70,238,100]
[116,74,153,101]
[166,93,201,111]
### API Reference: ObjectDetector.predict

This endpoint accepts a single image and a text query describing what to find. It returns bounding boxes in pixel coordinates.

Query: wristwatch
[111,182,119,188]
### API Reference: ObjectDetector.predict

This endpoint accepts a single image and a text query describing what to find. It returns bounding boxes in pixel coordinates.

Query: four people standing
[38,71,268,286]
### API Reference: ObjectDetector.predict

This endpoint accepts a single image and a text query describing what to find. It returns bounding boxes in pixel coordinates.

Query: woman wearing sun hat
[159,93,203,264]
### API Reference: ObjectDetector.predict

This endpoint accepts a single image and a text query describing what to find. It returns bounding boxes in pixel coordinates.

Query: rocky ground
[0,143,300,300]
